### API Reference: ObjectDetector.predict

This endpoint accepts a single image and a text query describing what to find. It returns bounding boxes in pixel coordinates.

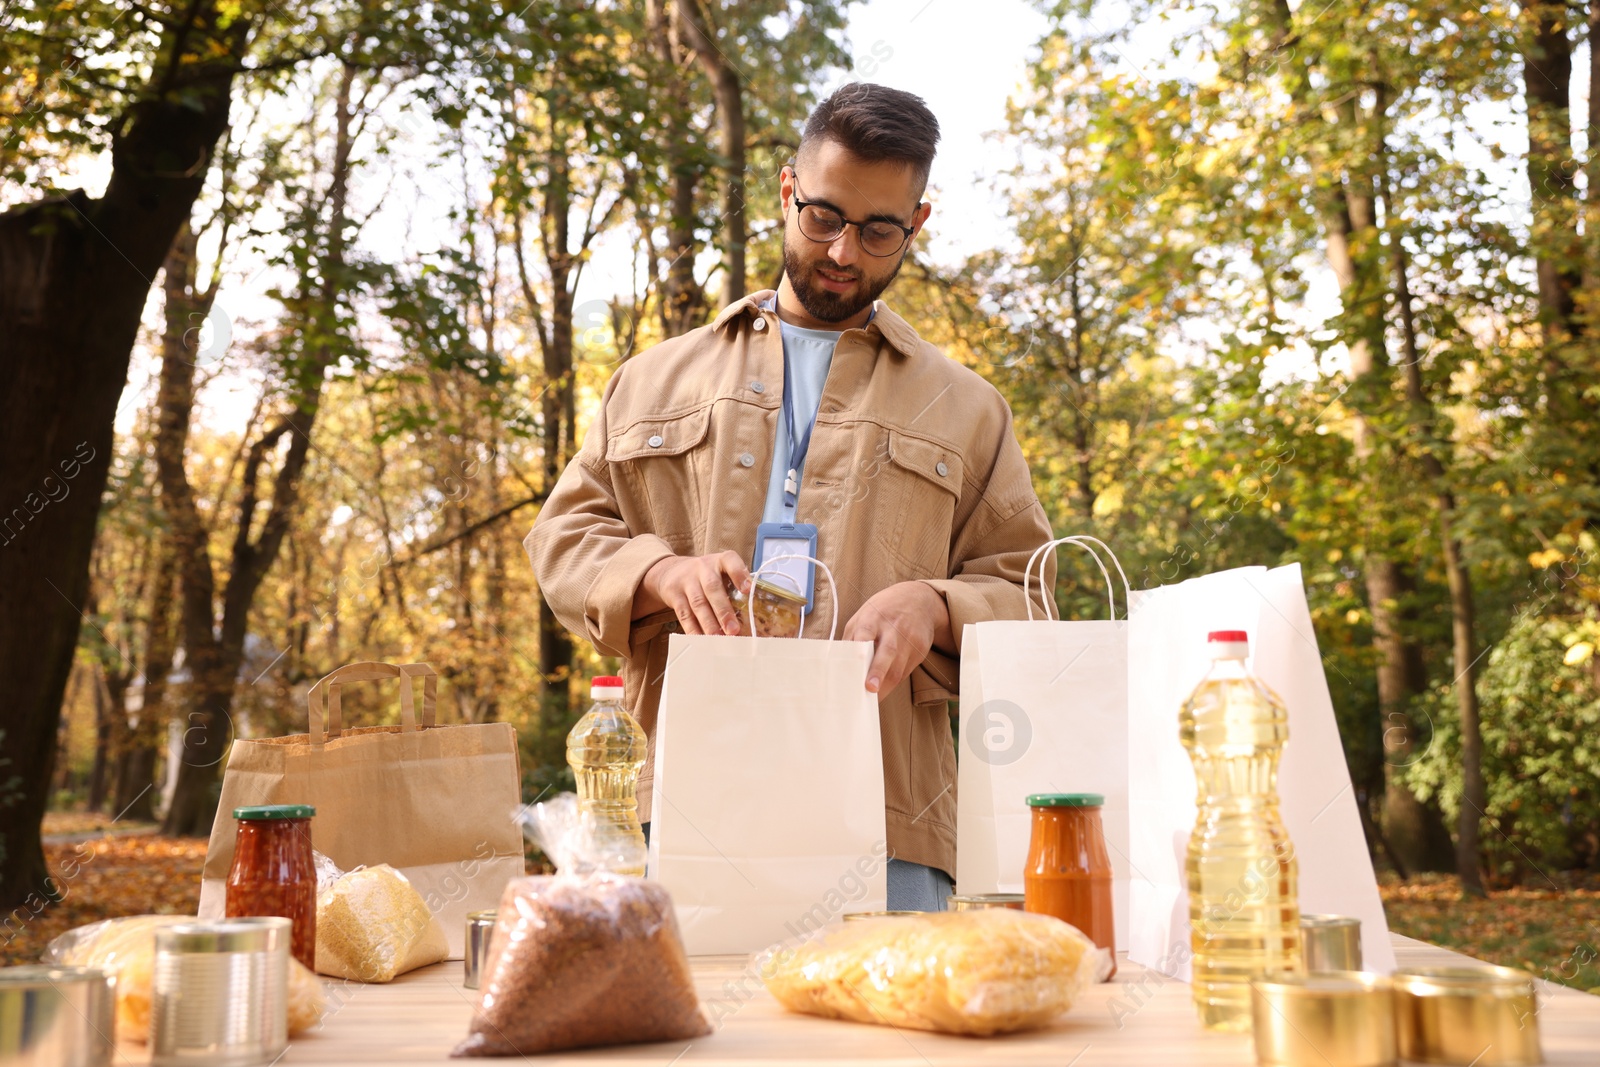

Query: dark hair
[797,83,940,200]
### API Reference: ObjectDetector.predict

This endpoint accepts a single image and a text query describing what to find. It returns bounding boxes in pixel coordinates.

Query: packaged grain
[314,863,448,982]
[758,909,1098,1036]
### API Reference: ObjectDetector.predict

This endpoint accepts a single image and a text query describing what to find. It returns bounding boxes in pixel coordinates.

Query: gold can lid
[750,577,808,604]
[1393,965,1535,997]
[841,910,922,921]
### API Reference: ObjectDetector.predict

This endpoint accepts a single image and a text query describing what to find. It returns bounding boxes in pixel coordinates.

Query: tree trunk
[676,0,746,307]
[86,664,114,813]
[1391,241,1488,896]
[0,2,251,908]
[1523,3,1579,340]
[160,62,353,835]
[647,0,707,336]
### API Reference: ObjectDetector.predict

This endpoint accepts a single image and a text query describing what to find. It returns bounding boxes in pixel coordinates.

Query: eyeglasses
[787,169,917,258]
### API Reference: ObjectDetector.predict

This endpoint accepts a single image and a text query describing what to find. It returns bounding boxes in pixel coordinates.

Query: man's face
[779,139,932,324]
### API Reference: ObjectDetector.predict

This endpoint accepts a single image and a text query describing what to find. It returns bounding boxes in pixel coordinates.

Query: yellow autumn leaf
[1564,642,1594,667]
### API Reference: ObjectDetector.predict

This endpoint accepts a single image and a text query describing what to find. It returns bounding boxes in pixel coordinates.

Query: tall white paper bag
[647,561,887,955]
[956,536,1131,950]
[1126,564,1396,979]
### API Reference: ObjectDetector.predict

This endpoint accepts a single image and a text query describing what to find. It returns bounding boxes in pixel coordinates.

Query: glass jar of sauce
[1023,792,1115,979]
[225,804,316,970]
[729,577,807,638]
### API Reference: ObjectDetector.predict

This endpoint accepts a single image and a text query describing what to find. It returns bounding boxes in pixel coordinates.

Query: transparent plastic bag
[313,855,448,983]
[756,909,1099,1036]
[450,794,711,1057]
[45,915,327,1040]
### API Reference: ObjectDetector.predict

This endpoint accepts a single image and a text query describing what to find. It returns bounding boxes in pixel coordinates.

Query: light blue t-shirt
[758,296,876,523]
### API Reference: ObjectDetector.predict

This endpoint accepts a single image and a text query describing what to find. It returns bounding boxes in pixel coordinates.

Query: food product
[45,915,326,1040]
[1024,793,1116,979]
[315,864,448,982]
[452,873,711,1056]
[758,909,1098,1036]
[226,804,317,970]
[566,675,648,876]
[1181,629,1301,1030]
[729,577,806,638]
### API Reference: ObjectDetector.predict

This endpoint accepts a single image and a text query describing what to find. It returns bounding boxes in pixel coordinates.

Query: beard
[782,235,904,324]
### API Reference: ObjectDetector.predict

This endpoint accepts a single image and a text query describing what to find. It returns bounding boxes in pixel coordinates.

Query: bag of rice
[314,863,448,982]
[46,916,327,1039]
[757,909,1098,1036]
[451,795,711,1057]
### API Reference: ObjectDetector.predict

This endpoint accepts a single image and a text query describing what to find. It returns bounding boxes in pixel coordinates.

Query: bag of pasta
[314,855,448,982]
[757,909,1098,1036]
[451,795,711,1057]
[45,915,326,1040]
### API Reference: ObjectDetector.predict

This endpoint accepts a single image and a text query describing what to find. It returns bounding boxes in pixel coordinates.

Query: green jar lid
[233,804,315,820]
[1027,793,1104,807]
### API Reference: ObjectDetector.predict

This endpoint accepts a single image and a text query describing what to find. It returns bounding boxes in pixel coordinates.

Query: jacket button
[648,435,664,448]
[739,453,755,468]
[750,381,765,393]
[936,461,949,477]
[752,317,768,331]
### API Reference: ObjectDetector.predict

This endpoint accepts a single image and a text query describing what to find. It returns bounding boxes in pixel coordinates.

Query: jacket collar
[711,289,922,359]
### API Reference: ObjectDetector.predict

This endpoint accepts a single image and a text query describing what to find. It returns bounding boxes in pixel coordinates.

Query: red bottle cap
[593,675,624,687]
[1207,630,1249,643]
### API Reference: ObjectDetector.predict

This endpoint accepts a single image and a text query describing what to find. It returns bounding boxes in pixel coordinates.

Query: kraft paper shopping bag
[1125,565,1396,979]
[198,662,526,960]
[956,535,1132,951]
[647,558,888,955]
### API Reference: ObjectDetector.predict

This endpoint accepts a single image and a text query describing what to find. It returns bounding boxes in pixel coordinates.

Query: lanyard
[781,349,816,514]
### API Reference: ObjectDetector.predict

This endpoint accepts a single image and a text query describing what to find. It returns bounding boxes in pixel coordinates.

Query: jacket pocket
[607,406,715,538]
[884,430,962,575]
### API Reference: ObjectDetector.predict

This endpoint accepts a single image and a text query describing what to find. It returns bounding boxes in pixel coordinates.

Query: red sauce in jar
[1023,793,1116,980]
[225,804,316,970]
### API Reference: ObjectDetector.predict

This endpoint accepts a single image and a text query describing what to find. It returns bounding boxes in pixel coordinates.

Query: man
[526,82,1053,909]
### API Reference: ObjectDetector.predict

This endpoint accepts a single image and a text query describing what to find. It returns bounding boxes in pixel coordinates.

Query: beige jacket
[524,290,1054,877]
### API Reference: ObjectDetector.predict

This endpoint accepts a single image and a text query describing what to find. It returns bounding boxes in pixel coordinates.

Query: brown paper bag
[197,662,525,959]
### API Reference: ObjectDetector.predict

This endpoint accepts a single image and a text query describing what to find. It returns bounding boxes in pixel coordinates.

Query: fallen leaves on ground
[1380,873,1600,994]
[1,834,207,967]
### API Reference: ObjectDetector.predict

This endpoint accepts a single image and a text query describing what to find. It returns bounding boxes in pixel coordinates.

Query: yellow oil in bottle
[566,675,648,876]
[1179,630,1301,1030]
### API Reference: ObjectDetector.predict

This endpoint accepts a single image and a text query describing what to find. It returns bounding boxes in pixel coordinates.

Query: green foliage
[1403,610,1600,881]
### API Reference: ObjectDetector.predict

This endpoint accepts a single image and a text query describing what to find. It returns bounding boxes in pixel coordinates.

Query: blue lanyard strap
[781,350,815,512]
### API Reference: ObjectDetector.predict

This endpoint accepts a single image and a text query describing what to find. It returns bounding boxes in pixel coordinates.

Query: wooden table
[113,935,1599,1065]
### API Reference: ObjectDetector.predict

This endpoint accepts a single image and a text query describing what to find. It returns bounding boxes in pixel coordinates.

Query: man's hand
[635,552,753,636]
[842,581,954,696]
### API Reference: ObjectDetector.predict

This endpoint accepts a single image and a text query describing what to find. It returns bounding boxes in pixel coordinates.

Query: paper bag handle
[1024,536,1131,621]
[307,662,438,746]
[749,554,840,641]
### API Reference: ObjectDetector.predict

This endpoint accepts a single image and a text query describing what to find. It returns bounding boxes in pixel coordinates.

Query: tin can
[0,965,116,1067]
[1301,915,1363,973]
[1392,966,1541,1066]
[841,911,922,921]
[464,910,498,990]
[1250,970,1396,1067]
[151,917,290,1067]
[946,893,1026,911]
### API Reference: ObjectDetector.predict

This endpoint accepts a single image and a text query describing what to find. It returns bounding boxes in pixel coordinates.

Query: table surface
[112,934,1599,1066]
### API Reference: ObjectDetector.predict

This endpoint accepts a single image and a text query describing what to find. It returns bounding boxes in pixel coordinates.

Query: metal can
[946,893,1026,911]
[1392,965,1541,1067]
[841,911,922,921]
[1301,914,1363,973]
[0,965,116,1067]
[151,917,290,1067]
[464,910,498,990]
[1250,970,1397,1067]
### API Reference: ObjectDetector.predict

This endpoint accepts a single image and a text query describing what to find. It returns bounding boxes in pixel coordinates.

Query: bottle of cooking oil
[566,675,648,876]
[1179,630,1301,1030]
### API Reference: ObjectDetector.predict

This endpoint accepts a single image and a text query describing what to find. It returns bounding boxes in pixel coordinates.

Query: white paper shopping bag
[1126,563,1396,979]
[956,536,1131,951]
[647,558,888,955]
